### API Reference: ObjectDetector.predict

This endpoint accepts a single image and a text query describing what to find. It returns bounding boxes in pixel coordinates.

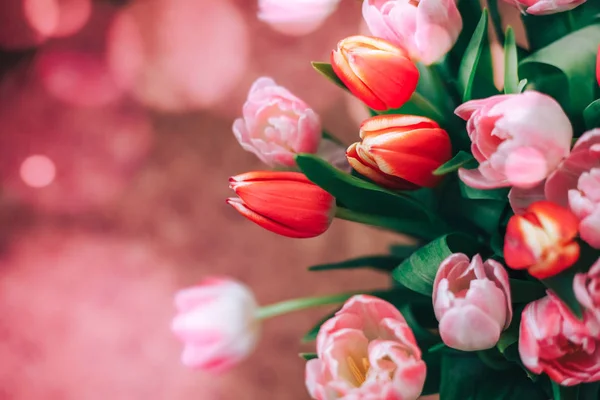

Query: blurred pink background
[0,1,397,399]
[0,1,523,398]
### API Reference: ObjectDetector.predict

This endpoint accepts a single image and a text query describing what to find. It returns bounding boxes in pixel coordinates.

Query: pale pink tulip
[456,91,572,190]
[233,77,321,168]
[545,129,600,248]
[519,293,600,386]
[306,295,426,400]
[362,0,462,65]
[503,0,586,15]
[171,277,260,373]
[574,258,600,335]
[258,0,341,36]
[433,254,512,351]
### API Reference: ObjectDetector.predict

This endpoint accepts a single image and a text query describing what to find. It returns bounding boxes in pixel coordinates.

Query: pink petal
[504,146,548,188]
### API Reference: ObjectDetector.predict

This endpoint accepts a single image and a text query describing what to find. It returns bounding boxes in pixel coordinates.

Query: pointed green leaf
[584,99,600,130]
[433,151,475,176]
[299,353,318,361]
[517,79,529,93]
[503,27,519,94]
[308,255,402,272]
[458,9,491,101]
[392,233,481,296]
[311,62,346,90]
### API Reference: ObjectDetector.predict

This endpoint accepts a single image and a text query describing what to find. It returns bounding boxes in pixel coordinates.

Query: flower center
[347,356,370,386]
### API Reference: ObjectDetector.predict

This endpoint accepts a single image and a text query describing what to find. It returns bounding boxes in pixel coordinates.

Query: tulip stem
[256,291,365,320]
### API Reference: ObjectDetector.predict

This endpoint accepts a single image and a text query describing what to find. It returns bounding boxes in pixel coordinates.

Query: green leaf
[522,14,573,51]
[459,181,510,201]
[584,99,600,130]
[296,154,443,239]
[460,199,506,235]
[543,269,583,318]
[299,353,318,361]
[440,351,548,400]
[510,279,546,303]
[520,25,600,126]
[458,9,495,101]
[422,350,442,396]
[308,255,401,272]
[392,233,481,296]
[433,151,475,176]
[311,62,346,90]
[552,382,579,400]
[503,27,519,95]
[497,329,518,355]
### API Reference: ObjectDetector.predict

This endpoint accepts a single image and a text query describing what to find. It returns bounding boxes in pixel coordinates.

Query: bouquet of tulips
[172,1,600,399]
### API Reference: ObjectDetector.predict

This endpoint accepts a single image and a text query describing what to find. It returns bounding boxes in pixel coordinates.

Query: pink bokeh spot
[20,155,57,188]
[107,0,250,112]
[24,0,92,38]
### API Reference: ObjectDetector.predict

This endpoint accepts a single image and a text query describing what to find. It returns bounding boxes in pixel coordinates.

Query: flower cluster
[172,1,600,399]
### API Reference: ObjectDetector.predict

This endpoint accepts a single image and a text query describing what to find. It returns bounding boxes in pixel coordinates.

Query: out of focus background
[0,1,522,399]
[0,1,396,399]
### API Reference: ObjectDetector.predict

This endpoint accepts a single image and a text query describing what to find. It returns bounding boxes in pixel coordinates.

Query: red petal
[528,201,579,242]
[230,170,312,185]
[504,215,540,270]
[359,114,439,139]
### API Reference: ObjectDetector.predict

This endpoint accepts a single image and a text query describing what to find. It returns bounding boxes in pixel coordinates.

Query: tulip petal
[439,305,502,351]
[504,146,548,188]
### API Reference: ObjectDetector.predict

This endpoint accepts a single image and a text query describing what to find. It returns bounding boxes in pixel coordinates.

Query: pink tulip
[574,258,600,335]
[519,293,600,386]
[362,0,462,65]
[545,129,600,248]
[258,0,341,36]
[233,77,321,168]
[433,254,512,351]
[171,277,260,373]
[456,91,572,190]
[503,0,586,15]
[306,295,426,400]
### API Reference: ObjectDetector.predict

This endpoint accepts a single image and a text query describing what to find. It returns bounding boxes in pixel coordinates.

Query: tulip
[257,0,341,36]
[574,258,600,335]
[233,77,321,168]
[456,91,573,190]
[504,201,580,279]
[569,169,600,249]
[545,129,600,249]
[503,0,587,15]
[306,295,426,400]
[171,277,260,373]
[519,293,600,386]
[433,254,512,351]
[331,35,419,111]
[346,114,452,189]
[227,171,335,238]
[362,0,462,65]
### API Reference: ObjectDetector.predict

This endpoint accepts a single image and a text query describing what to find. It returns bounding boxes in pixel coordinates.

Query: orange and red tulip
[227,171,335,238]
[331,35,419,111]
[347,115,452,190]
[504,201,580,279]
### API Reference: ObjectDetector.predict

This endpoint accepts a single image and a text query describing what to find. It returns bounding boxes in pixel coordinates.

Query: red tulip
[504,201,580,279]
[227,171,335,238]
[347,115,452,189]
[331,35,419,111]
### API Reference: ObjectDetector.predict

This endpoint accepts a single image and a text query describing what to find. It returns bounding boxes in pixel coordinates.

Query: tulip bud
[347,115,452,189]
[331,35,419,111]
[362,0,463,65]
[504,201,580,279]
[233,77,321,168]
[171,277,260,373]
[227,171,335,238]
[433,253,512,351]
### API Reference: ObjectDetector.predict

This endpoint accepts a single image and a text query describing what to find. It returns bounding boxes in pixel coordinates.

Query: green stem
[552,382,579,400]
[256,291,363,320]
